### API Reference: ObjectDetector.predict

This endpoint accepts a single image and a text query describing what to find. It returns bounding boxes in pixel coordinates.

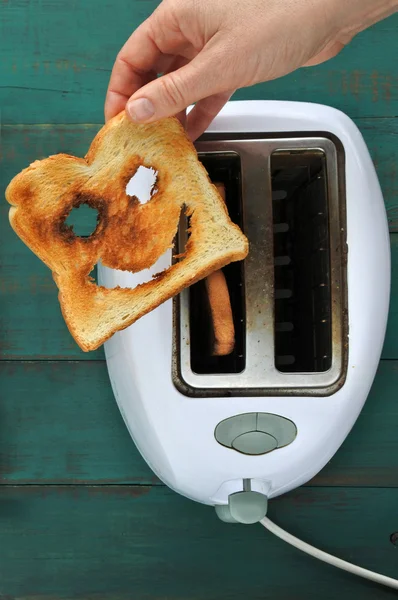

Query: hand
[105,0,398,140]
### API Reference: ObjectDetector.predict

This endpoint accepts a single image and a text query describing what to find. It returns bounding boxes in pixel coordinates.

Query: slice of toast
[205,183,235,356]
[6,112,248,351]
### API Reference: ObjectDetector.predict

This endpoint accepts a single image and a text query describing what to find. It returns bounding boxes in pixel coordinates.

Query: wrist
[332,0,398,41]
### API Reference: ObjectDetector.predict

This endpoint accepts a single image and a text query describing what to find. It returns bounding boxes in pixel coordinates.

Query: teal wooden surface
[0,360,397,487]
[0,486,397,600]
[1,2,398,123]
[1,1,398,598]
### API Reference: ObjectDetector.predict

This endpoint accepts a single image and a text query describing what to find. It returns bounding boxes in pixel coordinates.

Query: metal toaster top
[172,132,348,397]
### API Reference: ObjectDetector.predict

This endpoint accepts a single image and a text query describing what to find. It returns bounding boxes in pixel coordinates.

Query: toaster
[98,100,390,525]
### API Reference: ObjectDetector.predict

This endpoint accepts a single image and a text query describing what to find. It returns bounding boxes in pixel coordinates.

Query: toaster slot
[271,150,332,373]
[183,152,246,375]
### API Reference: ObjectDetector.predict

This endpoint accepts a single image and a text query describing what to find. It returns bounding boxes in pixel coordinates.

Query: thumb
[125,48,231,123]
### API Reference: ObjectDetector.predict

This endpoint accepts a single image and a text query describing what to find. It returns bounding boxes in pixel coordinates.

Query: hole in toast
[96,251,172,290]
[89,266,98,284]
[126,166,158,204]
[65,203,99,238]
[89,201,186,292]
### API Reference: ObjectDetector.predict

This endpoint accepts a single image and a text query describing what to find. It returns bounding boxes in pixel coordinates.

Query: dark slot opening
[188,152,246,374]
[271,150,332,373]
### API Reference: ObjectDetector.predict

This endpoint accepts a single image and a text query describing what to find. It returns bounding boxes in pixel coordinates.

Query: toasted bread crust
[6,112,248,351]
[205,270,235,356]
[205,183,235,356]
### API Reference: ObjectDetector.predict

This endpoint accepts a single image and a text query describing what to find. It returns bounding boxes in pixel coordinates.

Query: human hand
[105,0,398,140]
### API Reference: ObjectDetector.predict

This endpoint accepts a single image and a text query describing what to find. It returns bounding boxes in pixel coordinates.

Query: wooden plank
[359,120,398,233]
[0,360,397,487]
[2,120,397,224]
[0,485,396,599]
[1,123,397,359]
[1,3,398,122]
[0,361,151,484]
[383,235,398,359]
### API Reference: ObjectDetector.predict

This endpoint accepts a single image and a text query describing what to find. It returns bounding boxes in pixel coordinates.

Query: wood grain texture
[1,1,397,598]
[382,236,398,359]
[359,119,398,233]
[0,360,397,487]
[1,3,398,123]
[1,123,398,359]
[0,485,397,599]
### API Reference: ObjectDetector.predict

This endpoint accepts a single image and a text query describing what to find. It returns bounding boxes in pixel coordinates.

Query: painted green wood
[0,485,396,599]
[359,119,398,233]
[1,2,397,598]
[382,235,398,359]
[0,360,397,486]
[0,360,150,484]
[1,3,398,123]
[1,123,398,359]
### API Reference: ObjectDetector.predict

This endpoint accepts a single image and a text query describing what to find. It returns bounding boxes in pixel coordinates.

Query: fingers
[186,90,234,141]
[163,56,190,131]
[105,20,159,121]
[125,43,234,124]
[104,7,189,122]
[105,64,157,123]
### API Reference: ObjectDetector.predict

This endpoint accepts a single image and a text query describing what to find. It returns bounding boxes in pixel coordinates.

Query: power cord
[260,516,398,590]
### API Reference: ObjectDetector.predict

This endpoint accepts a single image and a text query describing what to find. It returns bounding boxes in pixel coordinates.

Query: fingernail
[127,98,155,122]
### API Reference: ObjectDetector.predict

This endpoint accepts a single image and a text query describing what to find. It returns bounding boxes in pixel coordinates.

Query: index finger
[105,19,162,122]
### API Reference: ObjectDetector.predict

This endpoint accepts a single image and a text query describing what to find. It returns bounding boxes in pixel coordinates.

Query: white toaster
[98,100,390,525]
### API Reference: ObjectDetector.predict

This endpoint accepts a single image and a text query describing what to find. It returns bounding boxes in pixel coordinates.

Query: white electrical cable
[260,516,398,590]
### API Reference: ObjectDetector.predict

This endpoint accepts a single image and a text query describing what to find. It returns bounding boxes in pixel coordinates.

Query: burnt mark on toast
[57,192,108,242]
[5,111,248,354]
[152,267,172,280]
[126,194,141,208]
